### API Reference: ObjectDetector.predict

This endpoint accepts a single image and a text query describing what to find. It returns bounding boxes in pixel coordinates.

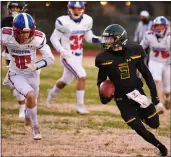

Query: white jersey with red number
[1,27,54,73]
[140,30,171,63]
[50,14,100,57]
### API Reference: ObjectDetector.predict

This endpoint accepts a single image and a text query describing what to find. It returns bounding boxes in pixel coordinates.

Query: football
[100,80,115,98]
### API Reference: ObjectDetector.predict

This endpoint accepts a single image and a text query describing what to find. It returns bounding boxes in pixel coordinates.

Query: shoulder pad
[2,27,13,35]
[95,51,105,67]
[125,44,144,58]
[55,15,69,33]
[33,30,46,49]
[83,14,93,30]
[1,27,13,44]
[34,30,44,38]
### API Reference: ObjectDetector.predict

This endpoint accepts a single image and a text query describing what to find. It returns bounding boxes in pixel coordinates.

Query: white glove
[126,90,152,108]
[26,63,37,71]
[60,49,73,58]
[2,51,11,60]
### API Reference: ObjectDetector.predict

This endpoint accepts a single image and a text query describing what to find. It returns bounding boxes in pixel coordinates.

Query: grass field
[1,56,170,156]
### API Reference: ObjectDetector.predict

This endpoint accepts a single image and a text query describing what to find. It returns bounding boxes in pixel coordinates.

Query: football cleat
[77,104,89,114]
[157,144,168,157]
[32,125,41,140]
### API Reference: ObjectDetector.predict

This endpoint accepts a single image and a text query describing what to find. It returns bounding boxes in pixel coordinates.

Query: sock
[27,105,38,126]
[51,85,61,96]
[19,104,26,116]
[76,90,85,106]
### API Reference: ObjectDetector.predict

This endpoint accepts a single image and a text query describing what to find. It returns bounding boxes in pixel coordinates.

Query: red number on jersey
[153,50,169,59]
[70,35,84,50]
[13,55,31,69]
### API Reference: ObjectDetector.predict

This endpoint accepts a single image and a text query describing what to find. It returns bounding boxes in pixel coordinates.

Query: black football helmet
[7,1,27,13]
[101,24,128,50]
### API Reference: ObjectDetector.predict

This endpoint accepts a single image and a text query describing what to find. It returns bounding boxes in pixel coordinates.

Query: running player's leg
[62,57,88,114]
[148,60,165,113]
[8,71,41,140]
[116,96,167,156]
[162,64,171,109]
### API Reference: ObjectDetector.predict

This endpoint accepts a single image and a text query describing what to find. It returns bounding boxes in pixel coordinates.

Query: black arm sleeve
[97,67,113,104]
[136,51,159,105]
[1,16,13,28]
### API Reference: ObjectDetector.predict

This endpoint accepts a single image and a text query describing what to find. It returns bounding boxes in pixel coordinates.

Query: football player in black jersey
[95,24,167,157]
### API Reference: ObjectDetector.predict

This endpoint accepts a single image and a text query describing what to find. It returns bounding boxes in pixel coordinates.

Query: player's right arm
[140,31,151,49]
[95,54,112,104]
[50,17,72,58]
[133,22,140,43]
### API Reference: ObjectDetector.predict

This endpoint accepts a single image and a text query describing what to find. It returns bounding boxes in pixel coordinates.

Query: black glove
[152,96,160,106]
[99,93,113,104]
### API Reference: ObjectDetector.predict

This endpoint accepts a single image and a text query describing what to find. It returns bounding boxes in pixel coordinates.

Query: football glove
[26,63,37,71]
[60,49,73,58]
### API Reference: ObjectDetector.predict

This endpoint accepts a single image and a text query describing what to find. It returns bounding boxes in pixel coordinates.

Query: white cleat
[45,89,55,105]
[77,105,89,114]
[156,103,165,114]
[19,112,25,118]
[32,125,41,140]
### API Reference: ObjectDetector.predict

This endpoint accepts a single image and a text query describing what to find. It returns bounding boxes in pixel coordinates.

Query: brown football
[100,80,115,98]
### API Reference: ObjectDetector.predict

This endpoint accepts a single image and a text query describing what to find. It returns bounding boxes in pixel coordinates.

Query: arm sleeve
[85,30,101,44]
[36,37,55,70]
[84,18,101,44]
[50,18,66,54]
[136,47,159,104]
[97,68,113,104]
[140,32,150,49]
[133,23,139,42]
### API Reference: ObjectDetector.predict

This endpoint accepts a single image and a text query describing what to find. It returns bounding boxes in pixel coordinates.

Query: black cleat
[157,144,168,157]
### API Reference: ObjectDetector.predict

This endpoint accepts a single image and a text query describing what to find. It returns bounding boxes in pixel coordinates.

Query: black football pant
[115,90,164,148]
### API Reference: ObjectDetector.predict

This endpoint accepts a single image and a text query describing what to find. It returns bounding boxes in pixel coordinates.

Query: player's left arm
[84,17,101,44]
[135,46,159,105]
[26,34,55,71]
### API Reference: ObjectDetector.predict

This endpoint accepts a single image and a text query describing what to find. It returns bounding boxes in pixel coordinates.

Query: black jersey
[1,16,13,28]
[95,44,158,103]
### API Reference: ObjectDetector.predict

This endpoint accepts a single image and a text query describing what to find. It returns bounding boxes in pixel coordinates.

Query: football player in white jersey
[46,1,101,114]
[1,13,55,140]
[140,16,171,113]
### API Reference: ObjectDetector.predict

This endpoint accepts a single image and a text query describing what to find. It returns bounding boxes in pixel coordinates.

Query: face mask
[141,18,149,24]
[11,11,19,18]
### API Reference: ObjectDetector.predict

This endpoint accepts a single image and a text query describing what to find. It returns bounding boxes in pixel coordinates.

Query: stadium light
[125,1,131,7]
[100,2,108,6]
[46,2,51,7]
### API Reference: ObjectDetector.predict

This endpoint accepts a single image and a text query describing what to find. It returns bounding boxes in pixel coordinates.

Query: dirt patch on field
[2,103,170,157]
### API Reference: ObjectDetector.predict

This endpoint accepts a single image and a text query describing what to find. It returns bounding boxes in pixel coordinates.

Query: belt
[73,52,82,56]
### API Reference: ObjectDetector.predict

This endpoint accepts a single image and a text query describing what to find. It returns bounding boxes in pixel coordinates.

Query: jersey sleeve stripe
[57,19,63,26]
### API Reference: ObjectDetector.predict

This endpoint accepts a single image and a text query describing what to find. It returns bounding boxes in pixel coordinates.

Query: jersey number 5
[70,35,84,50]
[118,63,130,80]
[13,55,31,69]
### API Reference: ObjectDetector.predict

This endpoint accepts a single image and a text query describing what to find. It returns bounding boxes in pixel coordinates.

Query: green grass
[1,61,170,138]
